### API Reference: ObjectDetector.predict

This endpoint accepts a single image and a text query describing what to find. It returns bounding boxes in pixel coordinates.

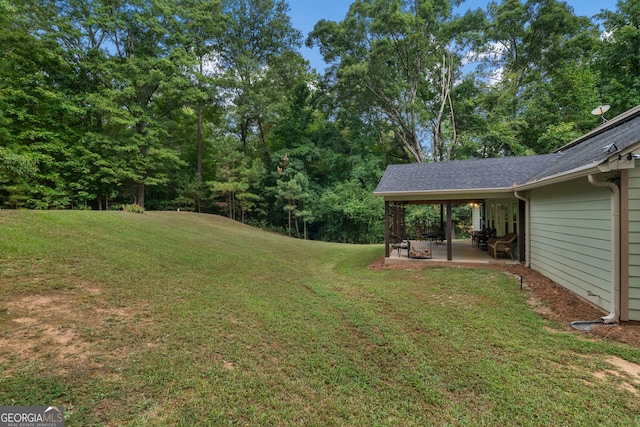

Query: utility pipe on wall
[514,191,530,268]
[588,174,620,323]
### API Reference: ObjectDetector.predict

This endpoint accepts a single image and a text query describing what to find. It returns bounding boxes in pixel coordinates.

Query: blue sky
[287,0,619,72]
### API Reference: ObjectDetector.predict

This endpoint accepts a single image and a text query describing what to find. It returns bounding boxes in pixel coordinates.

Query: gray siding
[530,178,612,313]
[629,167,640,320]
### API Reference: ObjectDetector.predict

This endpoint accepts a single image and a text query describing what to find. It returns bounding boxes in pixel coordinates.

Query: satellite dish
[591,105,610,123]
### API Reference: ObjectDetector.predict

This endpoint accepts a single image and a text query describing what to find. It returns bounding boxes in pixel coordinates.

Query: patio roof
[373,155,556,201]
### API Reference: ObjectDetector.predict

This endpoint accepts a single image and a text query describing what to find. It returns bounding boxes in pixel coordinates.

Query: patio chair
[474,228,493,249]
[390,234,409,256]
[487,233,517,259]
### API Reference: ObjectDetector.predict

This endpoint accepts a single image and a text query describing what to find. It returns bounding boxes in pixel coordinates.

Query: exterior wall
[485,199,519,236]
[628,166,640,320]
[472,204,481,231]
[529,177,612,314]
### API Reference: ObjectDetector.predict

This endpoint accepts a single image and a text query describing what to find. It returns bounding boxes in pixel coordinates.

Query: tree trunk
[137,182,145,209]
[197,108,203,178]
[434,54,456,161]
[196,107,203,213]
[257,118,270,162]
[197,59,204,180]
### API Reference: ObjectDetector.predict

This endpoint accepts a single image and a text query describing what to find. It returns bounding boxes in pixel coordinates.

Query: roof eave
[374,187,518,201]
[514,164,602,191]
[374,164,607,199]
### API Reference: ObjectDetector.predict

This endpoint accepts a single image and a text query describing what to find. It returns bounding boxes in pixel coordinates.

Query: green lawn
[1,210,639,426]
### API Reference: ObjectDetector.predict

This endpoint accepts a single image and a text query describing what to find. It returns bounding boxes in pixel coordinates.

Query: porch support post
[446,200,452,261]
[392,204,399,236]
[384,201,390,257]
[518,199,526,263]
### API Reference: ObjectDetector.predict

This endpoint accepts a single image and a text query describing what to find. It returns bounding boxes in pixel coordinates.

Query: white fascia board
[374,187,517,201]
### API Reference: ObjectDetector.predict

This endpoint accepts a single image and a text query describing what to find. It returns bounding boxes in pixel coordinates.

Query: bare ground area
[369,256,640,349]
[0,280,150,378]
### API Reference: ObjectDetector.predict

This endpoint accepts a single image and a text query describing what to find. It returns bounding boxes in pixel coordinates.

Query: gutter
[587,174,620,323]
[513,191,530,267]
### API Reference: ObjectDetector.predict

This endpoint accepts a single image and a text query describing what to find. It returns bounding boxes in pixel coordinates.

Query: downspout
[514,191,530,267]
[588,175,620,323]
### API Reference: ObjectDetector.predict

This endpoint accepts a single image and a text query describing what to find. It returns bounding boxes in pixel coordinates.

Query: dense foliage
[1,0,639,242]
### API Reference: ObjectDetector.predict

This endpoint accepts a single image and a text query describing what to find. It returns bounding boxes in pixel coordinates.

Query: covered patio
[374,157,556,265]
[386,237,521,265]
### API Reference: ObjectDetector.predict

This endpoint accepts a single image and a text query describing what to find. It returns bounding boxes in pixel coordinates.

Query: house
[374,105,640,323]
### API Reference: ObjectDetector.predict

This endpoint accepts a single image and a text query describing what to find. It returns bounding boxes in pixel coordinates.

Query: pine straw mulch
[368,257,640,349]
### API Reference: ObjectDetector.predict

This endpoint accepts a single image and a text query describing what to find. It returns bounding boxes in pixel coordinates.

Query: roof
[375,105,640,198]
[374,155,556,194]
[530,105,640,182]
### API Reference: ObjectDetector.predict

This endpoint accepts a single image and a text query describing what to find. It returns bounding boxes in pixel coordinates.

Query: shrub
[122,204,145,214]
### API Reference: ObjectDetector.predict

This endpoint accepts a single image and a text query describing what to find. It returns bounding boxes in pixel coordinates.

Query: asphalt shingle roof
[375,105,640,195]
[374,155,556,193]
[531,106,640,181]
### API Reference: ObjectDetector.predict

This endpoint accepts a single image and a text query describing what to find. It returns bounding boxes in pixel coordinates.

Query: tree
[276,170,312,237]
[318,178,384,244]
[207,136,264,221]
[595,0,640,114]
[219,0,304,159]
[177,0,225,197]
[308,0,467,163]
[473,0,599,154]
[522,62,600,153]
[98,0,201,208]
[0,0,80,208]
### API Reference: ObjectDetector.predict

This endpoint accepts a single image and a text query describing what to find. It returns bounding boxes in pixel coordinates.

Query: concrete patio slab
[386,238,520,265]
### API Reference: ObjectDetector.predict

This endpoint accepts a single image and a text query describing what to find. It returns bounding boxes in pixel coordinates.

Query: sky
[287,0,620,72]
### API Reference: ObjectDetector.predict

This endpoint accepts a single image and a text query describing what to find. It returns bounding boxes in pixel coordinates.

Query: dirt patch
[0,288,142,374]
[608,356,640,378]
[592,356,640,395]
[369,256,640,349]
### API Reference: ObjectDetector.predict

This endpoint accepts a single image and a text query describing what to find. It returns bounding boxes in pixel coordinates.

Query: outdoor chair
[487,233,517,259]
[390,234,409,256]
[474,228,494,249]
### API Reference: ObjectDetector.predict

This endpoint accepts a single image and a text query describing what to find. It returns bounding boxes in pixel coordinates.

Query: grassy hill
[1,210,639,425]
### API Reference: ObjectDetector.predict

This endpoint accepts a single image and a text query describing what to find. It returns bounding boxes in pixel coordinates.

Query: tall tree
[100,0,200,208]
[0,0,81,208]
[470,0,599,155]
[595,0,640,114]
[177,0,225,192]
[219,0,304,160]
[308,0,466,163]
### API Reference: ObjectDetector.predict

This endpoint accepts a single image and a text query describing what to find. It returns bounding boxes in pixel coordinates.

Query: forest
[1,0,639,243]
